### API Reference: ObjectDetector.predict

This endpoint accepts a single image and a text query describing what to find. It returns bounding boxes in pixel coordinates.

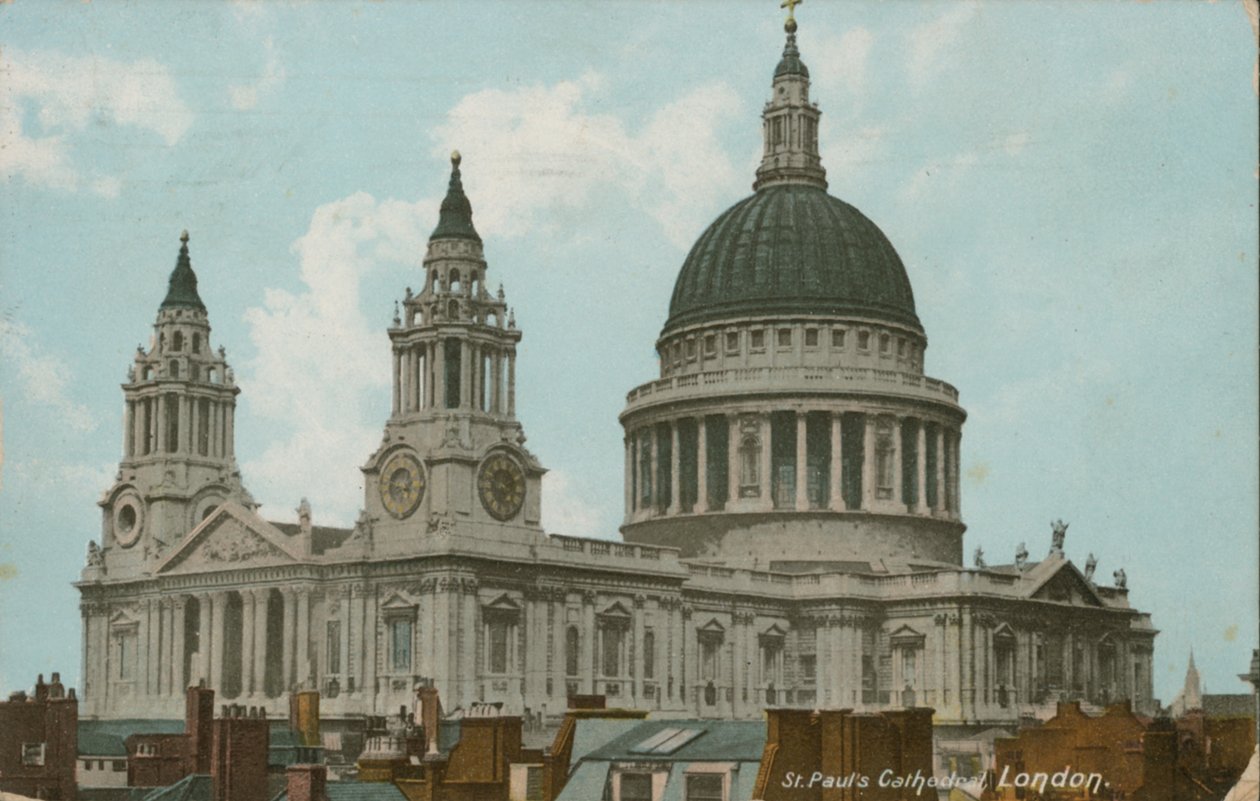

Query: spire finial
[180,229,189,244]
[430,150,481,242]
[781,0,802,32]
[451,150,461,167]
[161,228,206,311]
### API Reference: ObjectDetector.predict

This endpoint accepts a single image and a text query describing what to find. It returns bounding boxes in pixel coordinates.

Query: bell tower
[363,153,544,552]
[95,232,254,578]
[753,7,827,191]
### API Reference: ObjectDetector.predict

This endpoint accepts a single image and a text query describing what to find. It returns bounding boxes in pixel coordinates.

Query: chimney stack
[286,764,327,801]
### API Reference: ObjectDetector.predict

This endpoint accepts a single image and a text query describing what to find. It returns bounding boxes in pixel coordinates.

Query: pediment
[890,625,926,647]
[381,591,417,610]
[110,609,140,628]
[698,618,726,634]
[484,593,521,611]
[760,623,787,641]
[157,502,303,575]
[1027,562,1104,607]
[598,601,632,619]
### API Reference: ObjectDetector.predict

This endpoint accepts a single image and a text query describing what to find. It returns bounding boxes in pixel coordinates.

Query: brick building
[0,673,78,801]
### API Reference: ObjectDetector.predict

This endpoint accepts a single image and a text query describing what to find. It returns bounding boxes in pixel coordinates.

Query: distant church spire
[754,1,828,191]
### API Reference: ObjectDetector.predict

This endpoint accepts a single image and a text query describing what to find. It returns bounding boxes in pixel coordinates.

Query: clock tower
[363,153,545,553]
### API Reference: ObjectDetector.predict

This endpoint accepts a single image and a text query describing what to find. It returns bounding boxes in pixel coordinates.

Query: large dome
[664,184,921,334]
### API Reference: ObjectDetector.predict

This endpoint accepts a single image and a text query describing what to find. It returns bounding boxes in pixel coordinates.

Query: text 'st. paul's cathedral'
[77,10,1156,738]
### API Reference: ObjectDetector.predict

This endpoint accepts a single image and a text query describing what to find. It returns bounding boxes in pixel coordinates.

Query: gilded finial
[781,0,802,31]
[451,150,461,167]
[180,229,190,244]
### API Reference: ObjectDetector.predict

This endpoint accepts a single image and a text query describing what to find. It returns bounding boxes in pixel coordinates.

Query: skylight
[629,727,704,755]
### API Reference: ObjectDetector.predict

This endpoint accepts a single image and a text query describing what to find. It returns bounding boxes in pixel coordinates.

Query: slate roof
[272,782,409,801]
[160,233,205,312]
[79,720,184,757]
[1204,695,1256,719]
[269,523,354,555]
[583,719,767,763]
[142,774,212,801]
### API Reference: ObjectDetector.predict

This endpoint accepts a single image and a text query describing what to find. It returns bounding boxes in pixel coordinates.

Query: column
[433,582,452,703]
[281,590,296,691]
[727,415,740,505]
[915,422,929,514]
[669,604,683,706]
[862,414,876,510]
[683,609,696,713]
[632,602,645,704]
[133,400,146,457]
[488,351,499,414]
[461,586,478,709]
[951,429,962,515]
[251,590,268,697]
[296,590,311,689]
[829,413,845,511]
[830,619,843,707]
[138,598,152,696]
[237,590,255,696]
[177,395,189,454]
[433,341,446,410]
[649,428,660,513]
[891,417,904,507]
[507,352,516,416]
[225,405,235,458]
[758,413,772,510]
[794,411,809,510]
[934,428,946,514]
[364,588,378,703]
[155,394,167,453]
[581,596,596,694]
[730,616,743,717]
[392,349,402,415]
[124,401,135,458]
[460,340,472,410]
[624,436,634,516]
[960,608,973,721]
[209,591,227,693]
[157,600,170,697]
[551,592,566,703]
[172,598,187,696]
[668,422,681,514]
[341,590,353,689]
[197,595,211,686]
[695,417,708,513]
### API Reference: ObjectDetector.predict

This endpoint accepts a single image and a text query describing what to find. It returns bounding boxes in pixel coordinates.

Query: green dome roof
[664,185,920,334]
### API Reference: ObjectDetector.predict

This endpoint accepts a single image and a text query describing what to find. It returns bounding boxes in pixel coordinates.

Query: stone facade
[76,15,1156,736]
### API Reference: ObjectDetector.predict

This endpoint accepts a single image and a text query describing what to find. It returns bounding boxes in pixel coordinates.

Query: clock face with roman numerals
[379,453,425,519]
[478,453,525,521]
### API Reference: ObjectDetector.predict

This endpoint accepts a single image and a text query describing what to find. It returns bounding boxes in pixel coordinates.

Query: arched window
[207,367,219,385]
[143,366,155,381]
[638,433,653,507]
[192,333,201,353]
[739,435,761,491]
[173,331,184,351]
[643,630,656,680]
[565,626,580,677]
[169,360,180,379]
[875,419,894,499]
[449,269,461,293]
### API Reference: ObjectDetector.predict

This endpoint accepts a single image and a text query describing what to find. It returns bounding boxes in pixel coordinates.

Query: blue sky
[0,1,1256,705]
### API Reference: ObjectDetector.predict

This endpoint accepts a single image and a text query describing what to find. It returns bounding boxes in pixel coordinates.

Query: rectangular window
[327,620,341,674]
[390,617,413,672]
[804,328,818,347]
[643,630,656,679]
[700,636,721,681]
[800,654,816,682]
[897,338,907,356]
[685,774,724,801]
[685,339,697,360]
[620,773,654,801]
[21,743,46,767]
[777,329,792,348]
[601,625,625,677]
[750,330,765,350]
[901,648,918,688]
[879,333,891,354]
[704,334,716,357]
[488,618,510,674]
[725,331,739,353]
[832,328,846,348]
[857,330,870,350]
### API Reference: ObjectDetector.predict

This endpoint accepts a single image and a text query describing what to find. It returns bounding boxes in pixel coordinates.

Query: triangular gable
[483,593,521,614]
[157,501,304,575]
[1024,559,1105,607]
[993,622,1017,641]
[698,618,726,634]
[109,609,140,628]
[380,591,417,610]
[598,601,632,619]
[761,623,788,639]
[889,624,925,647]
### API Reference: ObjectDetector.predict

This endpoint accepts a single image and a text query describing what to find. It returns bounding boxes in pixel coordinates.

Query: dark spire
[775,4,809,78]
[430,151,481,242]
[160,230,206,311]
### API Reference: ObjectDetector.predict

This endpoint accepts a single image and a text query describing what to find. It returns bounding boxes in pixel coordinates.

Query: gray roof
[583,719,766,763]
[142,775,212,801]
[79,720,184,756]
[273,782,408,801]
[1203,694,1256,719]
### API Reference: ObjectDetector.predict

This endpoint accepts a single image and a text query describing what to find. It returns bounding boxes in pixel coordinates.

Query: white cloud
[229,37,286,111]
[0,48,192,196]
[906,3,979,91]
[433,73,745,249]
[240,192,433,524]
[811,27,875,102]
[540,469,608,539]
[0,319,96,434]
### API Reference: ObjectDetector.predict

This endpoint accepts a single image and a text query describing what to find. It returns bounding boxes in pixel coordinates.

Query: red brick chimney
[185,683,215,775]
[285,764,327,801]
[211,705,269,801]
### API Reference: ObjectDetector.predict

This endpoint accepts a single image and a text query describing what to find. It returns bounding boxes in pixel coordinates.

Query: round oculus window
[113,497,144,547]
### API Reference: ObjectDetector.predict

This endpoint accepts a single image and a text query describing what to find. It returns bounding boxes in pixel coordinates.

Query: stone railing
[548,534,669,562]
[682,565,1040,599]
[624,365,960,409]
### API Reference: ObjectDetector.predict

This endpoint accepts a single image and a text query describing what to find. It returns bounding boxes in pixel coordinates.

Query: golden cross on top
[781,0,803,23]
